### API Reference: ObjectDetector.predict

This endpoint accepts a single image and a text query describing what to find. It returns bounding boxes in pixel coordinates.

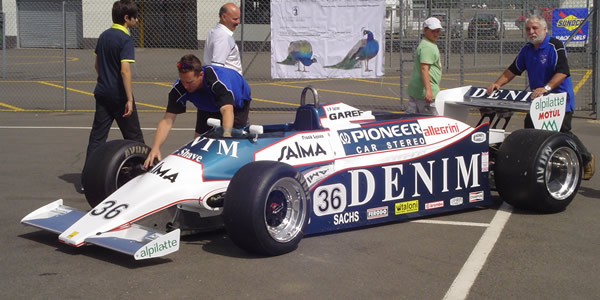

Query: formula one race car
[21,86,582,259]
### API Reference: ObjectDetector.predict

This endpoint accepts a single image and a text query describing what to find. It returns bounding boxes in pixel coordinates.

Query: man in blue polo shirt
[85,0,144,168]
[143,54,251,169]
[486,15,594,180]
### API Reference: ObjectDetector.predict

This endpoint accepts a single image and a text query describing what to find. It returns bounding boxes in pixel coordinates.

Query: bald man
[203,3,243,74]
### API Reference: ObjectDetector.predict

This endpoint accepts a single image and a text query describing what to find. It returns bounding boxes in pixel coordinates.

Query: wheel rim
[115,156,147,189]
[545,146,580,200]
[264,177,307,243]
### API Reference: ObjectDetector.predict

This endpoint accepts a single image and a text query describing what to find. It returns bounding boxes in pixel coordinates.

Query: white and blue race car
[21,86,582,259]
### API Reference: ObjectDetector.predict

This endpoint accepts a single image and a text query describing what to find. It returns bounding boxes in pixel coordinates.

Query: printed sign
[467,86,532,102]
[466,87,566,131]
[552,8,588,42]
[134,229,180,260]
[320,102,375,128]
[530,92,566,132]
[337,121,426,156]
[271,0,386,79]
[255,132,334,165]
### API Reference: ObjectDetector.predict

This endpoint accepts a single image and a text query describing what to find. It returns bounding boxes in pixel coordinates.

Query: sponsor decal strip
[367,206,389,220]
[395,200,419,215]
[331,129,484,183]
[255,133,336,167]
[311,152,485,199]
[338,123,478,161]
[425,200,444,210]
[136,239,178,259]
[254,130,330,153]
[173,154,204,165]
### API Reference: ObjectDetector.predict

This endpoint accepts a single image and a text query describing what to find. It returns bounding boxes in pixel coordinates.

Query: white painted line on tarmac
[443,202,513,300]
[411,219,490,228]
[0,126,194,130]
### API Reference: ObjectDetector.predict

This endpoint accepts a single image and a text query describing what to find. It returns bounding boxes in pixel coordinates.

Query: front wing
[21,199,180,260]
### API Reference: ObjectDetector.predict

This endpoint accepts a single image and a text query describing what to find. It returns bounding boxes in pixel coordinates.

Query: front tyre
[82,140,150,208]
[495,129,581,213]
[223,161,310,256]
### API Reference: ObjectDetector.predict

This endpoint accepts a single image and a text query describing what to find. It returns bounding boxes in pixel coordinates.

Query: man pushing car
[143,54,251,169]
[486,15,594,180]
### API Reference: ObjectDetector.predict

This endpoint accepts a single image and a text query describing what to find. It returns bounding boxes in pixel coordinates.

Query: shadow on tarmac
[577,185,600,199]
[183,229,266,259]
[19,230,173,268]
[19,227,262,267]
[58,173,84,194]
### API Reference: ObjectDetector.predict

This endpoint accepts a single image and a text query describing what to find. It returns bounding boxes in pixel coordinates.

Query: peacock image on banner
[271,0,386,79]
[552,8,588,42]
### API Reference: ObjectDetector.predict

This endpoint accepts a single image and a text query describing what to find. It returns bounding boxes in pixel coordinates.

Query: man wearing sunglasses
[143,54,251,169]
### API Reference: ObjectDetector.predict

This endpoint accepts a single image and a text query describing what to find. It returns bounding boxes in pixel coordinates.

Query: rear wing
[435,86,566,133]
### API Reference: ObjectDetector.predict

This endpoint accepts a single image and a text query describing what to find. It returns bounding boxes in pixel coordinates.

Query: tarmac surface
[1,43,599,298]
[0,47,596,113]
[1,99,599,299]
[1,22,599,299]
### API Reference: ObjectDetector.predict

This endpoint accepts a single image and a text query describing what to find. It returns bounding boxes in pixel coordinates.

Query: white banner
[271,0,386,79]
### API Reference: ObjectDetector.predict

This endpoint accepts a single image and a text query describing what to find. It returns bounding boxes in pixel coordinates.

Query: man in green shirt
[407,17,442,115]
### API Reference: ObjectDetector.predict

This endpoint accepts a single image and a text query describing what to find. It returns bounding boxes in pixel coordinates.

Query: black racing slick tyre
[223,161,310,256]
[495,129,581,213]
[82,140,150,208]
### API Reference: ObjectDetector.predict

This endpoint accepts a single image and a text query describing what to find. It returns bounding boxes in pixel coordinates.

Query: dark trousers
[525,111,591,165]
[85,96,144,166]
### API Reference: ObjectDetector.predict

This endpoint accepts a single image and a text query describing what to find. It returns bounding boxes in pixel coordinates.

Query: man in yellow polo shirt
[85,0,144,169]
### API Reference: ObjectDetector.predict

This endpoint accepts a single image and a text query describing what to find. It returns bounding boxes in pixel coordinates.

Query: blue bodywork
[170,103,492,236]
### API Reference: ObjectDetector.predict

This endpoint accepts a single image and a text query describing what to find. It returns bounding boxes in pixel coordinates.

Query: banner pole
[63,1,67,112]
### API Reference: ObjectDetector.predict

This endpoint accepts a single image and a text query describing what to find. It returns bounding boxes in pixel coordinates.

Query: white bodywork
[22,155,225,259]
[22,86,566,259]
[435,86,566,144]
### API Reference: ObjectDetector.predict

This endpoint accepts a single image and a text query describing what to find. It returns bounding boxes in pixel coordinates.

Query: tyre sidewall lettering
[496,129,581,213]
[535,145,553,184]
[82,140,150,208]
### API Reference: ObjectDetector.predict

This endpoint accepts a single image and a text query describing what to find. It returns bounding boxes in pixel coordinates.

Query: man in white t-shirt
[203,2,243,74]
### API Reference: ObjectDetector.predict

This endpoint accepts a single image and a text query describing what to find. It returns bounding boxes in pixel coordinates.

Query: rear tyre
[495,129,581,213]
[82,140,150,208]
[223,161,310,256]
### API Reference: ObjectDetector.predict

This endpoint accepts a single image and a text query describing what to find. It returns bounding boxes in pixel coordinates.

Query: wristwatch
[544,85,552,92]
